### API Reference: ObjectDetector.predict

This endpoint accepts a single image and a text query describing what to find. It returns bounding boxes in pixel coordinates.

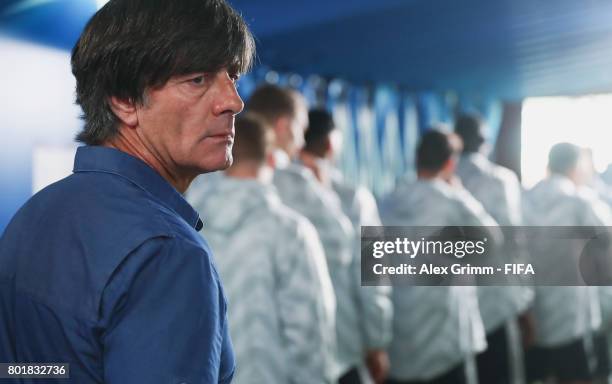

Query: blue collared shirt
[0,146,235,383]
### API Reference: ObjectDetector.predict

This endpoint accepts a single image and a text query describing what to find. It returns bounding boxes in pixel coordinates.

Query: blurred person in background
[301,108,384,229]
[301,108,394,384]
[523,142,612,384]
[189,113,337,384]
[455,113,533,384]
[247,84,380,384]
[381,128,497,384]
[581,148,612,384]
[0,0,254,382]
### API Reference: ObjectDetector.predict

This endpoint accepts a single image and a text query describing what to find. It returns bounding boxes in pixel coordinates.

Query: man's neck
[299,150,331,186]
[104,131,194,194]
[417,170,439,180]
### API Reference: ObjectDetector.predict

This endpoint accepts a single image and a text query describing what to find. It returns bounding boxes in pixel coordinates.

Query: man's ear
[324,136,333,156]
[273,116,291,146]
[266,151,276,168]
[108,96,139,127]
[441,157,456,175]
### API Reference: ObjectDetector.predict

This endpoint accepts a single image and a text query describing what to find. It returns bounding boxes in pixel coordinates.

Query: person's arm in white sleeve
[352,194,393,383]
[454,186,503,243]
[276,217,337,384]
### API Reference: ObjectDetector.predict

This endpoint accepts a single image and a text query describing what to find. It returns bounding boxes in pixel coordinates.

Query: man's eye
[190,75,207,85]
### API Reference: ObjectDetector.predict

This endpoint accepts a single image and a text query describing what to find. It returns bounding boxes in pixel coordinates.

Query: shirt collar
[73,146,203,231]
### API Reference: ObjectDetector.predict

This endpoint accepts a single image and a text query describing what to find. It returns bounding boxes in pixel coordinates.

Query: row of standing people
[188,84,612,384]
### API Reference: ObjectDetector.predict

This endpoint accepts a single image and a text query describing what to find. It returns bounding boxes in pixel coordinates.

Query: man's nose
[212,72,244,116]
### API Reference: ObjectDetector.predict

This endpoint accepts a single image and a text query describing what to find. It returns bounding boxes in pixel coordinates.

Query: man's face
[135,68,244,177]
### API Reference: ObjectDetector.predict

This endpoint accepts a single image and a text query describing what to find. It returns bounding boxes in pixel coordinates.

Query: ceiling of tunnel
[234,0,612,100]
[2,0,612,100]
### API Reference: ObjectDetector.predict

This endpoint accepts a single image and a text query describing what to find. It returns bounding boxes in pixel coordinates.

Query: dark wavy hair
[71,0,255,145]
[454,113,485,153]
[304,108,335,157]
[417,128,463,172]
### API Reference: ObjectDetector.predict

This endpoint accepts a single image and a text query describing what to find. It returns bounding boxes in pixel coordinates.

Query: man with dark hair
[247,85,373,383]
[454,113,533,384]
[524,142,611,384]
[303,109,337,156]
[300,108,393,384]
[0,0,254,382]
[382,128,497,384]
[189,113,337,384]
[454,114,486,154]
[302,108,382,224]
[416,128,464,175]
[454,113,522,230]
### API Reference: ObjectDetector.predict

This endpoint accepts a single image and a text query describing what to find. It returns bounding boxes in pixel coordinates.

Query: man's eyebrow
[172,72,208,80]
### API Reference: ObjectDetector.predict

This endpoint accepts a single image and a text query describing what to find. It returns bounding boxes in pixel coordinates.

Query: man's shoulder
[331,177,357,199]
[463,155,518,184]
[484,162,520,192]
[236,190,310,242]
[273,164,314,187]
[273,167,329,206]
[1,172,209,320]
[19,167,185,231]
[446,186,498,226]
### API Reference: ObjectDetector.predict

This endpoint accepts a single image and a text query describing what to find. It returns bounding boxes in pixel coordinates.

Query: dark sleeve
[99,236,234,384]
[218,319,235,384]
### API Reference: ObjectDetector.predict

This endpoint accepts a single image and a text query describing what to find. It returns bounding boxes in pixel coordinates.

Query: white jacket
[524,175,612,347]
[189,176,336,384]
[274,162,371,375]
[331,172,394,352]
[381,178,491,381]
[457,153,533,332]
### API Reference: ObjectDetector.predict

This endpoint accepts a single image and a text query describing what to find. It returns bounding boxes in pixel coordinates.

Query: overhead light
[3,0,57,16]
